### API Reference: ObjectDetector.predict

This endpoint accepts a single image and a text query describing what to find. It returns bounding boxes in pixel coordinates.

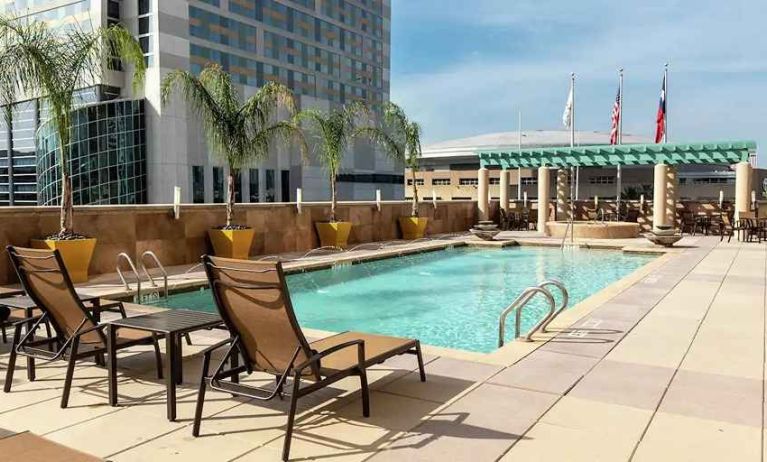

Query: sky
[390,0,767,164]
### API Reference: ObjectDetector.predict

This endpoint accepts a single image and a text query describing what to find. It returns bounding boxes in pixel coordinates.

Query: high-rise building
[0,0,401,207]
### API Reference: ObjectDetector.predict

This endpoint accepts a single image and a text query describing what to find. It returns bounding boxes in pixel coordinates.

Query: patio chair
[679,211,696,235]
[4,246,163,408]
[194,255,427,461]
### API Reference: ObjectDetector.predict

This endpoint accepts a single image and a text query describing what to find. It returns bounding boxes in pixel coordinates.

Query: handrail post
[116,253,141,303]
[538,279,569,333]
[498,280,570,347]
[140,251,169,300]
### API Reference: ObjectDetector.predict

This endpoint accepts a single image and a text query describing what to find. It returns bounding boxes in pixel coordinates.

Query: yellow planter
[208,228,255,260]
[30,238,97,283]
[315,221,353,248]
[399,217,429,240]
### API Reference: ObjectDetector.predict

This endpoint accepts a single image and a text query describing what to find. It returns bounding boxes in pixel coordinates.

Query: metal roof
[479,140,757,168]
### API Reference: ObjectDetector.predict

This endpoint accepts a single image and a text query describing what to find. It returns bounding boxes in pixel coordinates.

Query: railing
[116,253,141,302]
[498,279,570,346]
[139,251,169,301]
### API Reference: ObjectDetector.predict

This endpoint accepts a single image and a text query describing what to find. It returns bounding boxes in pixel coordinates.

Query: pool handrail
[538,279,569,333]
[498,285,556,346]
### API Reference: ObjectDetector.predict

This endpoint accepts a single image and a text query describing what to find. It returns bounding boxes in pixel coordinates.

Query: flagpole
[664,63,669,143]
[517,110,522,202]
[570,72,579,201]
[617,68,623,213]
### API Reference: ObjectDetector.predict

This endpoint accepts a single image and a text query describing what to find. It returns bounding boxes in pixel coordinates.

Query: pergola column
[556,169,569,221]
[538,166,551,235]
[735,161,753,219]
[499,169,510,214]
[653,163,669,230]
[477,167,489,221]
[665,166,678,228]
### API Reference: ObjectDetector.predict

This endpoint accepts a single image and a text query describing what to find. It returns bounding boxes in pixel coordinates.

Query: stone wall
[0,201,477,285]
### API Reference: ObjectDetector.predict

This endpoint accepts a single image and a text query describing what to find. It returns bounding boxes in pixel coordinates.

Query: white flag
[562,84,573,128]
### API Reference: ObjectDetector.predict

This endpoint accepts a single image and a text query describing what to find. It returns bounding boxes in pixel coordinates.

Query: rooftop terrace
[1,231,764,461]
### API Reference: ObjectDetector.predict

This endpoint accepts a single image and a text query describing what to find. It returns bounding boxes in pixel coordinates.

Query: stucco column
[735,161,753,220]
[477,167,489,221]
[538,166,551,235]
[653,163,669,230]
[665,166,678,228]
[499,169,510,213]
[556,169,569,221]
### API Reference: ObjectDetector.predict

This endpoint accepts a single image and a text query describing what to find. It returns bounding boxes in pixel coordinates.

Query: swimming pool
[158,247,655,353]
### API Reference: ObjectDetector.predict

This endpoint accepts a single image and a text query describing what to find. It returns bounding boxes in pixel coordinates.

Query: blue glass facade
[36,99,147,206]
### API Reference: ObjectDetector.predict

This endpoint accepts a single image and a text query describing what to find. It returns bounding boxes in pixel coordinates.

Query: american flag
[609,85,621,145]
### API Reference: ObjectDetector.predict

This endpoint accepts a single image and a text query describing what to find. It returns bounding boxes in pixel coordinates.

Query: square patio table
[107,309,223,421]
[0,292,105,381]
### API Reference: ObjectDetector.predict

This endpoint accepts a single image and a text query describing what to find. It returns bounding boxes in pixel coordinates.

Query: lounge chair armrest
[200,337,235,357]
[295,339,365,373]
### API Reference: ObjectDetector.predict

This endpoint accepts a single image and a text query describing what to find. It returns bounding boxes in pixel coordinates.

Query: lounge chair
[194,256,427,461]
[5,246,163,407]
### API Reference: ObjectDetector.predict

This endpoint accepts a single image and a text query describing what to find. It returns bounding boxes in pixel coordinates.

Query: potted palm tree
[362,102,426,239]
[298,103,368,248]
[0,18,146,282]
[162,64,303,259]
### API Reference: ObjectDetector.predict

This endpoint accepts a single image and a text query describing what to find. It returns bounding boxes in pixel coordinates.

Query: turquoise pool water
[158,247,655,353]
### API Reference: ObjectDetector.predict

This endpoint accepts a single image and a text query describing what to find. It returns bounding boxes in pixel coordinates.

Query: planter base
[208,228,255,260]
[315,222,353,248]
[30,238,97,283]
[399,217,428,240]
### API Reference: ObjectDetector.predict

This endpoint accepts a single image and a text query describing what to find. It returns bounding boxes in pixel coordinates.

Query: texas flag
[654,73,667,143]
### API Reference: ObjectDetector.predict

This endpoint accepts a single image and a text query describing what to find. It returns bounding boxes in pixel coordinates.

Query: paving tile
[659,369,762,427]
[568,359,674,410]
[368,384,557,461]
[634,412,761,462]
[501,397,653,462]
[539,317,632,359]
[489,350,598,395]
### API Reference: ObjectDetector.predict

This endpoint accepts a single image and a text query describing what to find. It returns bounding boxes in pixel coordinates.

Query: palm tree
[298,102,369,222]
[161,64,304,227]
[0,16,146,237]
[361,102,423,216]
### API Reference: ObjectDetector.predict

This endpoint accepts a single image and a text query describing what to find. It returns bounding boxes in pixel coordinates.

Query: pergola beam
[479,140,756,168]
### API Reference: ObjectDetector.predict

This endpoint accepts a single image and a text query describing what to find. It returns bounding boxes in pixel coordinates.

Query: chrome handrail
[116,253,141,302]
[498,286,555,346]
[139,251,169,300]
[538,279,570,333]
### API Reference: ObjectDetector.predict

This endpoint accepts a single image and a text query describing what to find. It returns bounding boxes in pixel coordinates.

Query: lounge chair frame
[194,255,426,461]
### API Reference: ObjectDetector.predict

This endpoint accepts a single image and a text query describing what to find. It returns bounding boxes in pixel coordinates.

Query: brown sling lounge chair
[195,256,427,461]
[5,246,163,408]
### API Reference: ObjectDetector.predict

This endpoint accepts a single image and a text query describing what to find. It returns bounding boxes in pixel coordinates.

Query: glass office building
[36,98,147,206]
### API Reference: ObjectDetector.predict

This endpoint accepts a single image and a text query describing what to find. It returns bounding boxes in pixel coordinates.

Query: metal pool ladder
[139,251,169,301]
[498,279,570,346]
[116,253,142,302]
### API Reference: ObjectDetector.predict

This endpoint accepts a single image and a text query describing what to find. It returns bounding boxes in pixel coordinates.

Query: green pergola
[479,140,757,168]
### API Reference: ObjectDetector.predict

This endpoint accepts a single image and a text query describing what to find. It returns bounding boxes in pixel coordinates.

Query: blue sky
[390,0,766,163]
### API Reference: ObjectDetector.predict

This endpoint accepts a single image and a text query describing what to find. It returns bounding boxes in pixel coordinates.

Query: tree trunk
[59,170,73,235]
[410,168,419,217]
[226,169,236,227]
[330,173,337,222]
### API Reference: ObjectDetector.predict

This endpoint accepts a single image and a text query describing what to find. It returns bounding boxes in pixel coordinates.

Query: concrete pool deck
[1,234,763,461]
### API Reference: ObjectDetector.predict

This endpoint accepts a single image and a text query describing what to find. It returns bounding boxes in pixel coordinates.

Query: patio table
[107,309,223,421]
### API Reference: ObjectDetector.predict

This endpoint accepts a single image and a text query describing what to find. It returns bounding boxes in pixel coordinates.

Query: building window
[192,166,204,203]
[432,178,451,186]
[249,168,259,202]
[459,178,478,186]
[489,178,501,185]
[213,166,224,203]
[588,175,616,185]
[521,177,537,185]
[281,170,290,202]
[265,169,275,202]
[407,178,424,186]
[233,171,242,202]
